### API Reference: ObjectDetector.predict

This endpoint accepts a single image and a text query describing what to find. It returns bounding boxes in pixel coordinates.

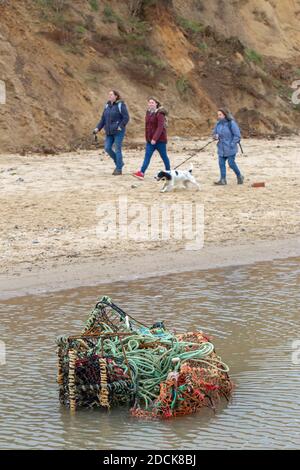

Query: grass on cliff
[245,48,263,64]
[177,16,204,34]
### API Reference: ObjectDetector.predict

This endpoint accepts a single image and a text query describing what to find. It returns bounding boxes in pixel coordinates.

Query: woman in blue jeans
[93,90,129,175]
[213,108,244,185]
[133,97,170,180]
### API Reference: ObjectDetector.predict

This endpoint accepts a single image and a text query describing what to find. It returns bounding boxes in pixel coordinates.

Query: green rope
[57,297,231,411]
[91,323,216,408]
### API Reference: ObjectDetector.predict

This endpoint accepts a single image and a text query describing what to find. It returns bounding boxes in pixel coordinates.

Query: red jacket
[145,108,168,143]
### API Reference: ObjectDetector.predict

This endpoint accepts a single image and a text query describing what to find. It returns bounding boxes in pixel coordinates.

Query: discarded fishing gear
[57,296,233,419]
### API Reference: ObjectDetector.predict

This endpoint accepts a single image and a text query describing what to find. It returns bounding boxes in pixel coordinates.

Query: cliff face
[0,0,300,153]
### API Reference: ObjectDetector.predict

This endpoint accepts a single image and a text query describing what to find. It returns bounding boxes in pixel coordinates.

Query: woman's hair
[218,108,232,120]
[111,90,122,101]
[148,96,161,108]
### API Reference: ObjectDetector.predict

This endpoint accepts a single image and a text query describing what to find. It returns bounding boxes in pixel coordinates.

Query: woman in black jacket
[93,90,129,175]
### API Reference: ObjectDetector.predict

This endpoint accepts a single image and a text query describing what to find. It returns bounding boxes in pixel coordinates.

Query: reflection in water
[0,258,299,449]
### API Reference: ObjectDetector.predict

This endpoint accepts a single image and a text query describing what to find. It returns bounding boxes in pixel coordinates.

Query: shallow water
[0,258,299,449]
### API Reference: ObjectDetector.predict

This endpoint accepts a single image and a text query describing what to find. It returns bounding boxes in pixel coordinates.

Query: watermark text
[292,340,300,365]
[96,196,204,250]
[291,80,300,105]
[0,340,6,366]
[0,79,6,105]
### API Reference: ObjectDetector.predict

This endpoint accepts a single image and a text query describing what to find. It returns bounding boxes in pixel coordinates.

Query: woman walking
[93,90,129,175]
[133,97,171,180]
[213,108,244,185]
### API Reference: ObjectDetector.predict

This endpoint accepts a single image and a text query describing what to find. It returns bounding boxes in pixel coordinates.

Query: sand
[0,136,299,299]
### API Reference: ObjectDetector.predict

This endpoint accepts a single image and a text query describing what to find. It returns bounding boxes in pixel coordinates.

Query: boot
[237,174,244,184]
[112,168,122,175]
[214,178,227,186]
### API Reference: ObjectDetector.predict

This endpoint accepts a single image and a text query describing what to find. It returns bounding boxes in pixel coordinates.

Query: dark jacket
[97,100,129,136]
[145,107,168,143]
[213,118,241,157]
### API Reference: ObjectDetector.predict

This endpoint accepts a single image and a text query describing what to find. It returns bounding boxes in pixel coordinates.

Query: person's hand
[93,128,99,135]
[151,139,156,145]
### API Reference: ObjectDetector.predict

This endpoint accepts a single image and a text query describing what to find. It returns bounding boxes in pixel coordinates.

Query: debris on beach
[57,296,233,419]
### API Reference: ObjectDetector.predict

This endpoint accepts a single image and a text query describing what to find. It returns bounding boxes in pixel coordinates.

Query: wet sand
[1,237,299,300]
[1,136,299,299]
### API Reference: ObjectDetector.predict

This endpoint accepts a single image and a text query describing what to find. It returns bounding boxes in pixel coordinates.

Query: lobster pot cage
[57,296,233,419]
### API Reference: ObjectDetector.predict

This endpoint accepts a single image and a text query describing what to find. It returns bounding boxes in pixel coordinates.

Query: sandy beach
[0,136,299,299]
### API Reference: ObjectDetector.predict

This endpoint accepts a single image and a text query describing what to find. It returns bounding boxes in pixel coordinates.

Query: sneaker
[237,175,244,185]
[214,178,227,186]
[112,168,122,175]
[133,171,144,180]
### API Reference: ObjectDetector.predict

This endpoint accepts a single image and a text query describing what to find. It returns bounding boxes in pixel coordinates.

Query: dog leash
[174,140,215,170]
[93,133,100,149]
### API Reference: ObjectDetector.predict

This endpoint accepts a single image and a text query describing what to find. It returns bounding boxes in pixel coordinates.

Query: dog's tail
[189,163,193,173]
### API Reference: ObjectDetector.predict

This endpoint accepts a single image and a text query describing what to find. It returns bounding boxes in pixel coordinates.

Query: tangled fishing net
[57,296,233,419]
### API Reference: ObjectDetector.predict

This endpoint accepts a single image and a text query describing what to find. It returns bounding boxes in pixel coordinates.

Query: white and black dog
[155,164,200,192]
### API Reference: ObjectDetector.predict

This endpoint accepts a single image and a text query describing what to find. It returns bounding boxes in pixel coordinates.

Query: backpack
[227,119,244,154]
[163,114,168,129]
[156,107,168,129]
[105,102,123,114]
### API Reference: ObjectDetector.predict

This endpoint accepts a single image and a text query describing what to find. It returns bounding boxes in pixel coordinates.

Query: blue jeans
[104,129,125,170]
[219,154,241,179]
[141,142,171,174]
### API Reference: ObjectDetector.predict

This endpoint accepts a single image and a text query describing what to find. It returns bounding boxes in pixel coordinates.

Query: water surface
[0,258,299,449]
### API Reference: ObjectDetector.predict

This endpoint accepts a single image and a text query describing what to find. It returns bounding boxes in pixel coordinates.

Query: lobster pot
[57,335,135,410]
[57,296,233,418]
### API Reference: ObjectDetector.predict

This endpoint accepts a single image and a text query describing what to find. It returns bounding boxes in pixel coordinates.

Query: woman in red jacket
[133,97,171,180]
